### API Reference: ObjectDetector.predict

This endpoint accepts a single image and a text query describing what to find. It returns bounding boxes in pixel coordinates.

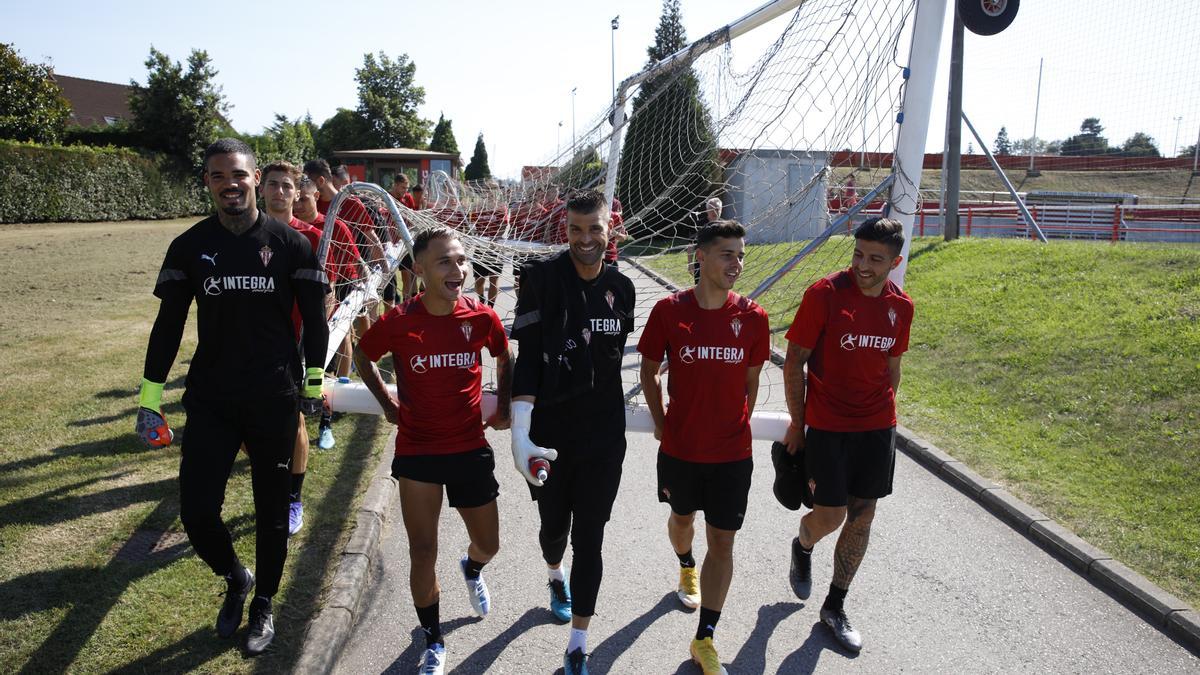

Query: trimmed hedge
[0,140,208,223]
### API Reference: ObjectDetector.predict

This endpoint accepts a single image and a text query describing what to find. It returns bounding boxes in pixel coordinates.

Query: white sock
[548,565,566,583]
[567,627,587,654]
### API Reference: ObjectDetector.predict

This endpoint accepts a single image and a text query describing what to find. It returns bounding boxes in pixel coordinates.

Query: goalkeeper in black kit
[135,139,330,655]
[509,189,636,675]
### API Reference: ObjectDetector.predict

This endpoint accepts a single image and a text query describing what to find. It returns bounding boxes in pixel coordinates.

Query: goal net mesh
[324,0,920,413]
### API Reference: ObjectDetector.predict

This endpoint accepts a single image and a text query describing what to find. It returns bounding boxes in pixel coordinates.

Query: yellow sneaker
[677,567,701,609]
[690,637,728,675]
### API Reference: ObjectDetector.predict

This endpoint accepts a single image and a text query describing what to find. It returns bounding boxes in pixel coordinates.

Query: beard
[570,243,604,267]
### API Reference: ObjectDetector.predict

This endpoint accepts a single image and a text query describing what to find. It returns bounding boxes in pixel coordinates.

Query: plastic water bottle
[530,457,550,482]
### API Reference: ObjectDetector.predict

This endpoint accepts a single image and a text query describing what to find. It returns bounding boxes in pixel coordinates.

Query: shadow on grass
[254,414,383,674]
[5,496,253,674]
[94,374,186,400]
[0,473,174,528]
[68,400,184,429]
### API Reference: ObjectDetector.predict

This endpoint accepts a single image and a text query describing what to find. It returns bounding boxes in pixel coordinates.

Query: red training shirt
[287,217,324,338]
[357,295,508,456]
[302,212,361,284]
[784,269,913,432]
[638,290,770,463]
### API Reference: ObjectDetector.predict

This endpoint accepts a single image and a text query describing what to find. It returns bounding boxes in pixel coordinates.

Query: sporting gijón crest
[461,320,473,341]
[259,245,273,267]
[605,290,615,310]
[730,317,742,338]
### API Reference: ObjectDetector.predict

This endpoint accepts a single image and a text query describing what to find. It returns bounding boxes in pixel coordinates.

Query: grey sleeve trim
[156,268,187,285]
[512,309,541,331]
[292,268,330,285]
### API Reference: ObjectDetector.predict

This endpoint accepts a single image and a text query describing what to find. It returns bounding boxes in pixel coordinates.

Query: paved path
[336,262,1198,674]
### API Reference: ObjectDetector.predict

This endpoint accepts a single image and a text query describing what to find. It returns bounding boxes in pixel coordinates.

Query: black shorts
[805,426,896,507]
[383,275,399,302]
[391,446,499,509]
[657,452,753,531]
[472,259,501,280]
[528,444,626,523]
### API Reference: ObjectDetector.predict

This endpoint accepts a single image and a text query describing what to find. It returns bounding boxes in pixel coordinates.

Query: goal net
[322,0,932,423]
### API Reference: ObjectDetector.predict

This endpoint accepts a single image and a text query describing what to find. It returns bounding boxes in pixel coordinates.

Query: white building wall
[725,151,829,244]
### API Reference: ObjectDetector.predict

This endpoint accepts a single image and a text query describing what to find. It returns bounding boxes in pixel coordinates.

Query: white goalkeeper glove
[510,400,557,487]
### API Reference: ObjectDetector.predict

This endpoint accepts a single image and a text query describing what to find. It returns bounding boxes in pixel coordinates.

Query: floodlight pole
[571,87,577,151]
[1173,116,1183,157]
[943,7,964,241]
[1194,124,1200,175]
[611,16,619,105]
[1028,57,1043,176]
[887,0,951,288]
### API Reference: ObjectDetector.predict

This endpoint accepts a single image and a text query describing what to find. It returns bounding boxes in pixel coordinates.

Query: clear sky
[5,1,1199,179]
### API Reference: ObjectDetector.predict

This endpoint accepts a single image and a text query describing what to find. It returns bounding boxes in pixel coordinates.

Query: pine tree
[464,132,491,180]
[615,0,718,239]
[429,113,460,156]
[993,126,1012,155]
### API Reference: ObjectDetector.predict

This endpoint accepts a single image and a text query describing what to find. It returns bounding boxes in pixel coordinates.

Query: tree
[993,126,1012,155]
[0,43,71,144]
[243,113,317,165]
[464,133,491,181]
[1013,137,1061,155]
[129,47,228,172]
[557,144,604,190]
[616,0,719,239]
[428,113,459,156]
[355,52,431,149]
[1119,132,1160,158]
[1060,117,1109,156]
[314,108,372,157]
[1179,144,1198,159]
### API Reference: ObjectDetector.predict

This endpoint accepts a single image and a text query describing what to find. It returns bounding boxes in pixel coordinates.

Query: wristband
[304,367,325,399]
[139,378,165,413]
[511,400,534,433]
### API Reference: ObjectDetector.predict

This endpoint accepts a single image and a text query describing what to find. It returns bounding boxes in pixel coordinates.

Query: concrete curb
[627,255,1199,656]
[893,425,1198,654]
[294,431,398,675]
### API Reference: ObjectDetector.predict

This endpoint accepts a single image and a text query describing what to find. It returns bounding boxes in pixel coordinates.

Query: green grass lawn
[646,237,1200,606]
[0,220,391,673]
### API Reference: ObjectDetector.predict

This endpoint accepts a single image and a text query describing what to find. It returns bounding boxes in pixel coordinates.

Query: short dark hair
[696,219,746,250]
[411,225,457,259]
[331,164,350,181]
[203,138,255,171]
[411,184,424,193]
[853,217,905,256]
[303,158,332,180]
[565,189,609,218]
[261,160,301,185]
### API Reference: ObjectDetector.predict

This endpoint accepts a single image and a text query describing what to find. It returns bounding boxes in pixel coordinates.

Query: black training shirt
[143,212,329,398]
[513,253,636,451]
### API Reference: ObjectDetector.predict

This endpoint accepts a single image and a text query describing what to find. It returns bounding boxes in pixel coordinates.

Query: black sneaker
[563,647,588,675]
[789,538,812,599]
[819,607,863,652]
[245,596,275,655]
[217,567,254,638]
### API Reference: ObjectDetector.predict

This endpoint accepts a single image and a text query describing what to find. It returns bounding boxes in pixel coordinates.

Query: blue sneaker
[460,556,490,617]
[317,425,335,450]
[548,577,572,623]
[563,647,588,675]
[288,501,303,536]
[418,643,445,674]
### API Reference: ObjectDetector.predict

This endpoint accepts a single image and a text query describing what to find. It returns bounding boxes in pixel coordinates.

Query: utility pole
[1173,116,1183,156]
[943,6,964,241]
[1028,57,1043,176]
[1193,124,1200,176]
[611,16,620,106]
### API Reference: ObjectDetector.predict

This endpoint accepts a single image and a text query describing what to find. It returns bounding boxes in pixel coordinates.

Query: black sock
[289,472,305,503]
[225,564,250,589]
[464,557,487,579]
[677,549,696,568]
[415,601,442,646]
[823,583,848,612]
[793,537,813,557]
[696,607,721,640]
[320,410,332,428]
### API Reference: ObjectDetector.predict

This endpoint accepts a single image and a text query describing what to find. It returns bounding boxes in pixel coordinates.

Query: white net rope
[324,0,920,412]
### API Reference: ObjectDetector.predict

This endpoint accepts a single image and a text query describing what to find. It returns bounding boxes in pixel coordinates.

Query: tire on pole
[958,0,1019,36]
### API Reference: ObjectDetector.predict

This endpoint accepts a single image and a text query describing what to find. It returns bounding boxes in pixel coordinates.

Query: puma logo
[201,253,218,266]
[276,461,290,470]
[407,331,425,343]
[840,309,856,321]
[677,322,694,334]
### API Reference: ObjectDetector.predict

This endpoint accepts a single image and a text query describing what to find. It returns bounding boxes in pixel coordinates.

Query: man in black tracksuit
[509,189,635,675]
[135,139,329,655]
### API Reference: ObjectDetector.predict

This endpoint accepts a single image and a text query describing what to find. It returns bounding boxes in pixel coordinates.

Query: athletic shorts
[383,275,399,303]
[472,258,502,280]
[805,426,896,507]
[528,444,626,523]
[657,452,753,531]
[391,446,499,509]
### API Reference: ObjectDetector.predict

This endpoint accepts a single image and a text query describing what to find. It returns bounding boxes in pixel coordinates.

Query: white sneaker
[418,643,445,674]
[460,556,490,617]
